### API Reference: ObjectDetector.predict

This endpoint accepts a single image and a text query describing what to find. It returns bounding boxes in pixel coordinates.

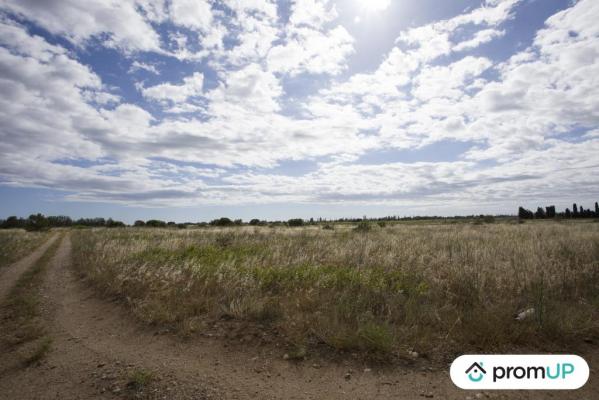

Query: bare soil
[0,233,597,399]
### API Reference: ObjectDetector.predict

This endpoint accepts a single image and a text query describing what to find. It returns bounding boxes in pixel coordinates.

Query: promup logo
[465,362,486,382]
[451,355,589,390]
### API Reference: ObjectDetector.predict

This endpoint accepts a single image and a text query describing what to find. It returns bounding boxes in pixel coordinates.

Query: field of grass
[0,230,51,269]
[71,221,599,360]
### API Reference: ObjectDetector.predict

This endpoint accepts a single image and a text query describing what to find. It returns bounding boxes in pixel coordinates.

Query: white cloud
[413,56,492,101]
[267,25,354,76]
[129,61,159,75]
[169,0,213,32]
[141,72,204,103]
[1,0,598,211]
[267,0,354,76]
[1,0,163,53]
[453,28,505,52]
[208,64,282,114]
[289,0,338,27]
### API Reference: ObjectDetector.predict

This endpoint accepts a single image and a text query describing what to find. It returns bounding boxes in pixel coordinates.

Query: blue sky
[1,0,598,222]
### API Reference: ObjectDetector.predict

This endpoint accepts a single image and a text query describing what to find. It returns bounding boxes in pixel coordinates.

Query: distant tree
[210,217,233,227]
[26,213,49,231]
[545,206,556,218]
[518,207,534,220]
[535,207,546,219]
[573,203,579,218]
[249,219,261,226]
[46,215,72,227]
[595,202,599,217]
[565,208,572,218]
[2,216,24,229]
[287,218,304,227]
[234,219,243,226]
[167,221,176,226]
[134,220,145,227]
[75,217,106,227]
[106,218,125,228]
[146,219,167,227]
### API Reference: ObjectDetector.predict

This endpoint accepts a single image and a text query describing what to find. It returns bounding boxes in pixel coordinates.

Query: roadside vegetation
[0,230,51,269]
[71,222,599,361]
[0,235,61,366]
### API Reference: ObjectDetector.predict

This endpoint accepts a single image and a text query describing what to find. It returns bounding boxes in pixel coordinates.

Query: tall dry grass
[0,230,51,269]
[71,222,599,359]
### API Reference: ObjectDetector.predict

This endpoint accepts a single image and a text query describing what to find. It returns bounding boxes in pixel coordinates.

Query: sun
[355,0,391,13]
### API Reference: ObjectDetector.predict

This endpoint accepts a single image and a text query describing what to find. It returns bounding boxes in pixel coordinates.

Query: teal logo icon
[466,362,487,382]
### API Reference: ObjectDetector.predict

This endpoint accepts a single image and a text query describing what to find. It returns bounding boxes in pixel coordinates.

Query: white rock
[515,308,535,321]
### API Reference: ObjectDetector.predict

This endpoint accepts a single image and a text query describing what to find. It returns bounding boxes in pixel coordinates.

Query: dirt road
[0,234,596,399]
[0,234,58,301]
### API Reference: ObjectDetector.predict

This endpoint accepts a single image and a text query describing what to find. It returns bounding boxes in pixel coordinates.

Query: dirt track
[0,234,58,301]
[0,234,597,399]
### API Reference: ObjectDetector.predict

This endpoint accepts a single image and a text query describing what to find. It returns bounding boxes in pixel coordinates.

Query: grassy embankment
[0,230,51,269]
[0,234,61,366]
[71,222,599,360]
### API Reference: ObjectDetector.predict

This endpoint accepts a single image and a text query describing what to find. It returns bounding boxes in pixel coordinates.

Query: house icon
[465,362,487,382]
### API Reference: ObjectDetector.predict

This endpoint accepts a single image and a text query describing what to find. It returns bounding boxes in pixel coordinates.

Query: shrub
[288,218,304,227]
[353,221,372,232]
[146,219,166,228]
[210,217,233,227]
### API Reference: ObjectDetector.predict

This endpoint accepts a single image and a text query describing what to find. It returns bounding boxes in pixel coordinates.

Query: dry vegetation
[0,230,51,269]
[71,221,599,360]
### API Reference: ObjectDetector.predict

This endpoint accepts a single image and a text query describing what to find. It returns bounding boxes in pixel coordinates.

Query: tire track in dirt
[0,233,59,302]
[1,233,597,400]
[0,234,111,400]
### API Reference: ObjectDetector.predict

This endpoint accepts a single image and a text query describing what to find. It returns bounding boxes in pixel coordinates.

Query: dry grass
[0,229,51,269]
[71,222,599,359]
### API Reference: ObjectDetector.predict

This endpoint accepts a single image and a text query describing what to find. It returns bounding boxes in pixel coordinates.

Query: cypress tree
[518,207,533,219]
[535,207,546,219]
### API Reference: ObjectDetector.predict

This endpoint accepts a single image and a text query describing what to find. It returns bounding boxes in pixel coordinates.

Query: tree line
[2,203,597,231]
[518,202,599,219]
[0,214,125,231]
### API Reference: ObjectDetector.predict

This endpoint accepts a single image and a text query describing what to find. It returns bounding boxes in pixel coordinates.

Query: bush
[210,217,234,227]
[146,220,167,228]
[288,218,304,227]
[353,221,372,232]
[483,215,495,224]
[26,214,49,231]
